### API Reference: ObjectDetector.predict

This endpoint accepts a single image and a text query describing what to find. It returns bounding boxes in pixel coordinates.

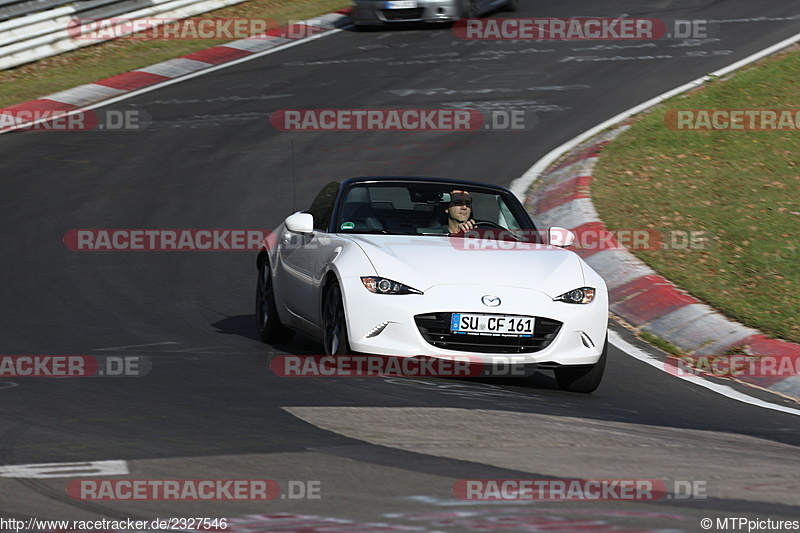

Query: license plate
[451,314,535,337]
[385,0,417,8]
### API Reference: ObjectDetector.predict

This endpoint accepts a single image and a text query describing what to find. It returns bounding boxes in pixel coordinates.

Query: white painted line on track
[609,331,800,417]
[0,460,128,478]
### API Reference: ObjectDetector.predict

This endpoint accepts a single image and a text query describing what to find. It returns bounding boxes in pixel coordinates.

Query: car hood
[347,234,586,297]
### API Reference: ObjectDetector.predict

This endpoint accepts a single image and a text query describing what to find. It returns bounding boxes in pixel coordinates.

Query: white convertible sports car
[256,177,609,392]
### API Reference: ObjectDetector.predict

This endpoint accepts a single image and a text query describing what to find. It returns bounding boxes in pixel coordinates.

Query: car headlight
[554,287,596,304]
[361,277,423,295]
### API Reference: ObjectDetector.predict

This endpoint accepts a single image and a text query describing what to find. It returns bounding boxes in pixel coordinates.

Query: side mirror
[548,227,575,248]
[285,212,314,234]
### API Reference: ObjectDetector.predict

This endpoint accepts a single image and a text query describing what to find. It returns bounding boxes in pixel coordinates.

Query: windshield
[333,182,540,241]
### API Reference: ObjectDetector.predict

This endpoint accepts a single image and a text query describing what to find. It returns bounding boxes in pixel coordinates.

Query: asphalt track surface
[1,1,799,531]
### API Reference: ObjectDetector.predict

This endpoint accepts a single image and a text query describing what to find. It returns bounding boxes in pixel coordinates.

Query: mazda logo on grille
[481,295,501,307]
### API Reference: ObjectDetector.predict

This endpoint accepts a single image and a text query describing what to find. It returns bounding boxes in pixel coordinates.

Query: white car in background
[351,0,518,29]
[256,177,608,393]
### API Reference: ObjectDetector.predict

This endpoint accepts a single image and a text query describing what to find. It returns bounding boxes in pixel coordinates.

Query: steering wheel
[473,220,505,229]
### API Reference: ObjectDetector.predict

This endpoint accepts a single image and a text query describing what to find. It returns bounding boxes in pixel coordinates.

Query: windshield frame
[327,178,539,239]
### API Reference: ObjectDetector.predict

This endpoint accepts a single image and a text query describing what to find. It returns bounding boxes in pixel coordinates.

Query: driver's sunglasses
[451,198,472,206]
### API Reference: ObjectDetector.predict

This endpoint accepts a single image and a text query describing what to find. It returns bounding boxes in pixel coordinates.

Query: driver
[445,190,476,233]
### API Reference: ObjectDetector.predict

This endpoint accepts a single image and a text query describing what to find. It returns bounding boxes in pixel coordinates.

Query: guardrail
[0,0,253,70]
[0,0,71,22]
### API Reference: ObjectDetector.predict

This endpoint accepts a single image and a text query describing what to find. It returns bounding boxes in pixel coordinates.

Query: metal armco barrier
[0,0,252,70]
[0,0,71,23]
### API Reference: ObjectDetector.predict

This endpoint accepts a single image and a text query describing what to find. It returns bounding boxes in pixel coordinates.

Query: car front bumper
[340,277,608,367]
[351,0,463,25]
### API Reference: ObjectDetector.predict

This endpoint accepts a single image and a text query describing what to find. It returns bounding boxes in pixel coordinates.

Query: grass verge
[639,332,684,357]
[593,47,800,344]
[0,0,349,108]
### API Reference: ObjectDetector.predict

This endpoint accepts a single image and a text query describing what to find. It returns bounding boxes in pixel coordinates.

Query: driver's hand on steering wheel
[454,219,477,232]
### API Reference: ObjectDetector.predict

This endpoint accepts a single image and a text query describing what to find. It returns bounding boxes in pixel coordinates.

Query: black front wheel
[256,257,295,343]
[554,334,607,393]
[322,281,352,355]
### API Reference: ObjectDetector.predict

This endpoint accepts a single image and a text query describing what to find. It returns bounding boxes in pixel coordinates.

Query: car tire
[500,0,518,12]
[323,280,352,355]
[554,334,607,393]
[256,256,295,343]
[461,0,479,18]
